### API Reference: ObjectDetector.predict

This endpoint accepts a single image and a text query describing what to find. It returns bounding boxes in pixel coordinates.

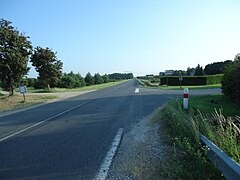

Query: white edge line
[0,100,90,143]
[95,128,124,180]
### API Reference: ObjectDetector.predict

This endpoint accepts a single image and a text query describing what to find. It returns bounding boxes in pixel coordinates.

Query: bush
[222,54,240,104]
[158,99,240,178]
[160,75,223,86]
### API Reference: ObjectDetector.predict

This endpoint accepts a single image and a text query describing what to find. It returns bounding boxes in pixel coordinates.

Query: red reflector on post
[183,94,188,98]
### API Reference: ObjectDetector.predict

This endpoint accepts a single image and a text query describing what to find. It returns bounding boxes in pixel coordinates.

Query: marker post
[183,88,189,109]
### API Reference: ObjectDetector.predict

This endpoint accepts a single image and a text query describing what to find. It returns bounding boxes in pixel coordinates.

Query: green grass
[152,96,240,179]
[15,80,128,93]
[158,84,221,90]
[137,79,222,90]
[190,94,240,117]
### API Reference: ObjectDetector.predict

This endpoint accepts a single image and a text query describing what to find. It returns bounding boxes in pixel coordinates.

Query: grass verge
[23,80,128,93]
[137,79,221,90]
[153,99,240,179]
[190,94,240,117]
[0,94,57,113]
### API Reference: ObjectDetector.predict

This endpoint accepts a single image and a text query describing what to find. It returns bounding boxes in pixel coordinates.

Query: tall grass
[159,99,240,179]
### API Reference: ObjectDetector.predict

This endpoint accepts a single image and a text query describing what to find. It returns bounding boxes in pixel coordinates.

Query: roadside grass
[17,80,128,93]
[0,94,57,113]
[190,94,240,117]
[152,99,240,179]
[137,79,221,90]
[158,84,221,90]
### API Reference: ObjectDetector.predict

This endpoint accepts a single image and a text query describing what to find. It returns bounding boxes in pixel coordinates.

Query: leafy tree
[0,19,32,95]
[186,67,195,76]
[30,47,63,90]
[94,73,104,84]
[194,64,204,76]
[26,78,37,87]
[204,60,232,75]
[222,54,240,104]
[108,73,134,80]
[60,72,85,88]
[85,72,94,86]
[102,74,110,83]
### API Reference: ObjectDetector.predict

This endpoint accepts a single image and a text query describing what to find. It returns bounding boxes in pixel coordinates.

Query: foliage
[186,67,195,76]
[194,64,204,76]
[94,73,104,84]
[171,70,187,76]
[30,47,63,90]
[159,75,223,86]
[84,72,94,86]
[102,74,110,83]
[204,60,232,75]
[158,99,240,178]
[0,19,32,95]
[222,54,240,104]
[60,72,85,88]
[108,73,133,80]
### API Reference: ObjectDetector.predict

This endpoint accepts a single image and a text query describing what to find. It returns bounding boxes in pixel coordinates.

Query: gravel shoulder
[108,108,172,180]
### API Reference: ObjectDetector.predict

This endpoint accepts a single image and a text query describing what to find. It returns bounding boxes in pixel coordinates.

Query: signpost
[19,86,27,101]
[179,75,183,88]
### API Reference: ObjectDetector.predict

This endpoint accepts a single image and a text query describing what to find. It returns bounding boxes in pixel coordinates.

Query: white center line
[95,128,124,180]
[135,88,139,93]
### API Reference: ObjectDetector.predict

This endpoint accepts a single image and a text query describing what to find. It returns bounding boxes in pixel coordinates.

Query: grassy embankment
[0,80,127,113]
[138,78,221,90]
[0,93,56,113]
[152,94,240,179]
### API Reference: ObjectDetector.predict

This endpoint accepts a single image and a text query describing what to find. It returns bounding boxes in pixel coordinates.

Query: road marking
[95,128,124,180]
[135,88,139,93]
[0,82,128,143]
[0,100,93,143]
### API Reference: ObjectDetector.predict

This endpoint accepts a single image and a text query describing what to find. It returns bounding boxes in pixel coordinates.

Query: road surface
[0,79,221,179]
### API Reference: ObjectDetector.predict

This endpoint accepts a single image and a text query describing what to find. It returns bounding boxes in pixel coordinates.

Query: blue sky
[1,0,240,77]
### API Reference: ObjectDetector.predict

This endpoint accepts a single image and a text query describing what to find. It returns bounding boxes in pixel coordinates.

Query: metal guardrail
[200,134,240,180]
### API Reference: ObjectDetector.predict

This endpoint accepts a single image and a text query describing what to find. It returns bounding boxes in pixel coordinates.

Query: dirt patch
[108,109,172,180]
[0,90,94,117]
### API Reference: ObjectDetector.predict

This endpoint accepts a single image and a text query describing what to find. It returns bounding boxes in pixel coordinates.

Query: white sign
[19,86,27,94]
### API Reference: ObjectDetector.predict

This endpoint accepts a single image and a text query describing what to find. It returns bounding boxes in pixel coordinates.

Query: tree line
[23,72,133,89]
[0,19,133,95]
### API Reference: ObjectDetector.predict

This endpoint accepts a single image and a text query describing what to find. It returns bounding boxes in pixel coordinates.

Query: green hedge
[160,74,223,86]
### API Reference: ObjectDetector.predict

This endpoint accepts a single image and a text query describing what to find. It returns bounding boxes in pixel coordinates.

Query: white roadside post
[183,88,189,109]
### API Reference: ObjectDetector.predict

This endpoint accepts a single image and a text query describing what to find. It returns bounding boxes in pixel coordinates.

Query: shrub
[222,54,240,104]
[160,75,223,86]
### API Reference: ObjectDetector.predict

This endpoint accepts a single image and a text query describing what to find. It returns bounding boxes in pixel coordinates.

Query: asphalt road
[0,79,221,179]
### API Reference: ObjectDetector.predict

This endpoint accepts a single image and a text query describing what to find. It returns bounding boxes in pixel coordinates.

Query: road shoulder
[108,108,172,179]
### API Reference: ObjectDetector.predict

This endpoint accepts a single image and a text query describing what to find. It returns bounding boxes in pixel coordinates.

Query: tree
[222,54,240,104]
[94,73,104,84]
[0,19,32,95]
[30,47,63,90]
[194,64,204,76]
[85,72,94,86]
[204,60,232,75]
[60,72,85,88]
[102,74,110,83]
